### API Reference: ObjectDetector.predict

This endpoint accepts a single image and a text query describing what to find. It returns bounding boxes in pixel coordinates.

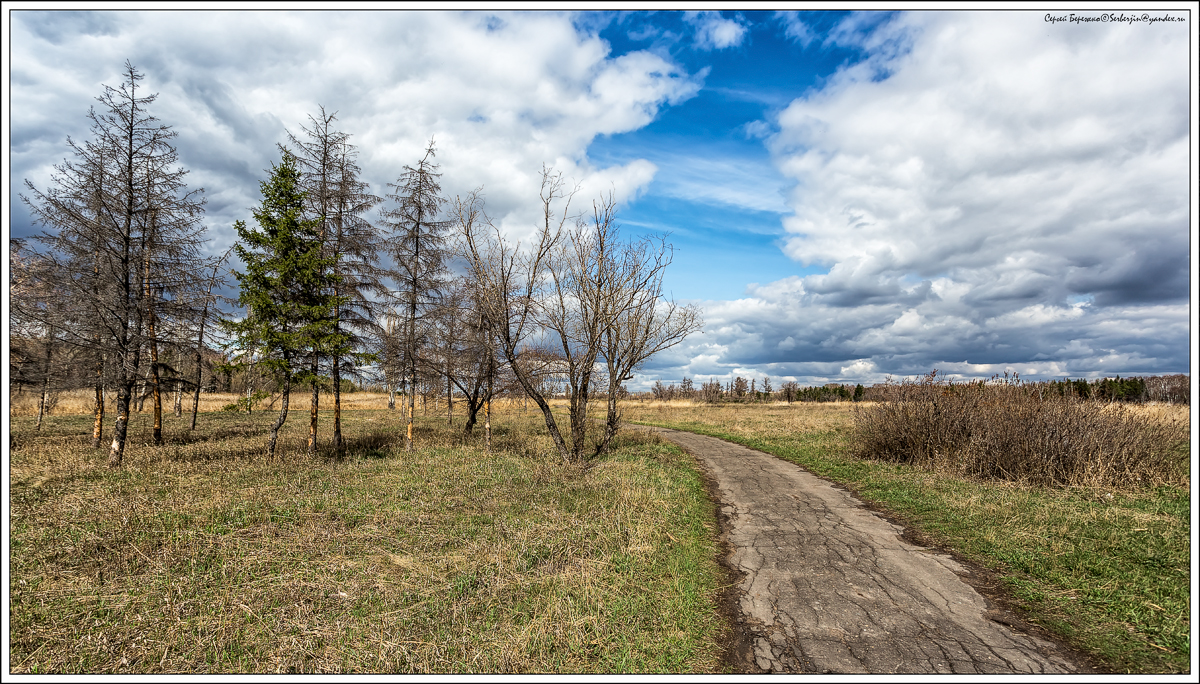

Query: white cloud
[11,11,703,253]
[648,11,1189,385]
[775,11,816,48]
[685,12,748,51]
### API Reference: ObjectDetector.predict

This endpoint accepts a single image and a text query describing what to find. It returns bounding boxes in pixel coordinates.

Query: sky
[6,8,1197,389]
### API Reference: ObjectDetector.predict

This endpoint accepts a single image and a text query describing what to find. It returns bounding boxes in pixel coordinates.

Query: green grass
[9,408,726,673]
[627,403,1191,674]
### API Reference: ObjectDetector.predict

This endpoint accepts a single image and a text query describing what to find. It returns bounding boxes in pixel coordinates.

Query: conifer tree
[21,61,208,466]
[223,151,340,460]
[383,139,450,452]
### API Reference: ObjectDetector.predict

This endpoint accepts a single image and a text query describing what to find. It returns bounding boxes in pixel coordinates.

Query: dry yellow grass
[8,389,546,418]
[622,399,863,436]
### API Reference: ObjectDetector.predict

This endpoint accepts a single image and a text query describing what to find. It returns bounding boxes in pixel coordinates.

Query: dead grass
[850,376,1189,489]
[8,389,546,418]
[9,407,725,673]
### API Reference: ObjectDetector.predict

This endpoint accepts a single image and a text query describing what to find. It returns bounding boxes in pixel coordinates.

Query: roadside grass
[625,401,1192,674]
[9,408,725,673]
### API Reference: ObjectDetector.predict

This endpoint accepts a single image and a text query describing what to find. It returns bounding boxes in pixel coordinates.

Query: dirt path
[646,426,1085,674]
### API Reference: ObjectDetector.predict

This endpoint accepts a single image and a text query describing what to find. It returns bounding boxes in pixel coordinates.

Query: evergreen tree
[222,151,341,460]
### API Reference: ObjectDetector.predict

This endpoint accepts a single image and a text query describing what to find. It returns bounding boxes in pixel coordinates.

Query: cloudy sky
[7,9,1195,388]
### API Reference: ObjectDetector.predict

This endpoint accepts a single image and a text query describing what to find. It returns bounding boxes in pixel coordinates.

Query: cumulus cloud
[10,11,703,254]
[685,11,748,51]
[646,11,1190,386]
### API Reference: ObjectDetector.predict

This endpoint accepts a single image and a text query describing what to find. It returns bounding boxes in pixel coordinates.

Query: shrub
[851,371,1188,489]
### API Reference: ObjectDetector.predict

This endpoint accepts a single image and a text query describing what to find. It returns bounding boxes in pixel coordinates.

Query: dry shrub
[852,371,1189,489]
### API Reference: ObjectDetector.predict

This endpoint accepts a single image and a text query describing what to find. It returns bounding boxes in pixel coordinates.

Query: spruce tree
[223,151,340,460]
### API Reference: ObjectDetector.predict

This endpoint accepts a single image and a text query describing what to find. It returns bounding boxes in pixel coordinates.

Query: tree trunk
[147,296,162,446]
[108,379,134,468]
[190,345,203,430]
[308,355,319,457]
[406,382,415,451]
[406,366,416,453]
[92,377,105,448]
[485,353,493,453]
[446,358,453,427]
[174,380,182,418]
[267,378,291,461]
[332,298,343,453]
[36,338,51,432]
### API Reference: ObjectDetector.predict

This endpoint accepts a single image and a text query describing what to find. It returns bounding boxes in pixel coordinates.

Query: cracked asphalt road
[646,426,1083,674]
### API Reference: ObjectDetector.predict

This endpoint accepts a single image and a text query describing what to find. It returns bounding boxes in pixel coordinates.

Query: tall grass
[7,389,539,418]
[851,372,1189,489]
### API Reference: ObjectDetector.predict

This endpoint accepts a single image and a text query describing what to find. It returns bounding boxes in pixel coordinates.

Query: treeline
[646,376,867,403]
[643,373,1189,405]
[12,61,702,467]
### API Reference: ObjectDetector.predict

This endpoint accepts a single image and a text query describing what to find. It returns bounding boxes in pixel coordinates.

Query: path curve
[647,426,1082,674]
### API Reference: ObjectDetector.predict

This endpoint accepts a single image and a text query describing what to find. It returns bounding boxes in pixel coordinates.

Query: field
[623,399,1192,674]
[8,398,725,674]
[9,392,1192,673]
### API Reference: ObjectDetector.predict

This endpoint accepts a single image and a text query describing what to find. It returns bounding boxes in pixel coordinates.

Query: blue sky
[7,9,1196,388]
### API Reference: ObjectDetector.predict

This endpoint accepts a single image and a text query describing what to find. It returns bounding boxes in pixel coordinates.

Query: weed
[851,371,1188,488]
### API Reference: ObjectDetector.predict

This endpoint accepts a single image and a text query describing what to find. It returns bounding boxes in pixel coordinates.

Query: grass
[624,400,1192,674]
[9,403,726,673]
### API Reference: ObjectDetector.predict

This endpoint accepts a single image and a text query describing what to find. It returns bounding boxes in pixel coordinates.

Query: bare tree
[433,277,500,441]
[455,170,700,462]
[383,139,451,452]
[284,107,384,453]
[21,61,208,466]
[188,248,231,429]
[454,179,576,461]
[587,194,702,453]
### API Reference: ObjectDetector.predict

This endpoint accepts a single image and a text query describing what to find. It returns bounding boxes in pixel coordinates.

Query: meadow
[8,397,726,674]
[9,390,1192,673]
[623,399,1191,674]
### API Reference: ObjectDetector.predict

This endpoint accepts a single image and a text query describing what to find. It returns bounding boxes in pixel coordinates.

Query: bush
[851,371,1188,489]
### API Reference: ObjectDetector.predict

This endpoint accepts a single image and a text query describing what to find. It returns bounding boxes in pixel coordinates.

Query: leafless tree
[383,139,451,452]
[286,107,384,455]
[187,248,231,430]
[586,194,702,454]
[21,62,208,466]
[454,179,576,460]
[455,170,701,463]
